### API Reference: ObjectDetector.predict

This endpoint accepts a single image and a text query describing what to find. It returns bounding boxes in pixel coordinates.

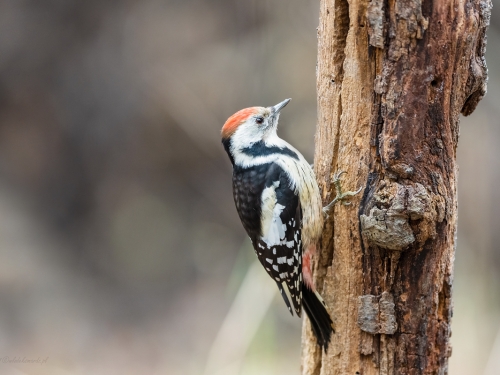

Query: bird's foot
[323,171,362,215]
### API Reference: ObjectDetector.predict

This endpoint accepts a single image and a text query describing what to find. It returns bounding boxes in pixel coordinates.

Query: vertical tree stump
[302,0,492,374]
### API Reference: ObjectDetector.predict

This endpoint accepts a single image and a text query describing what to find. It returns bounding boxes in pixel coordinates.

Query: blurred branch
[203,259,277,375]
[483,325,500,375]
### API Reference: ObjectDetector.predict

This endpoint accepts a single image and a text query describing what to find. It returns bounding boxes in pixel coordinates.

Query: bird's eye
[255,116,264,124]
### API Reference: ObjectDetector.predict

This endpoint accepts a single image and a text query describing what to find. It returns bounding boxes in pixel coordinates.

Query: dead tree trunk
[302,0,491,374]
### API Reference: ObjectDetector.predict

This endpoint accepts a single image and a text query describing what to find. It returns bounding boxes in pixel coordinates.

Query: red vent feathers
[221,107,259,139]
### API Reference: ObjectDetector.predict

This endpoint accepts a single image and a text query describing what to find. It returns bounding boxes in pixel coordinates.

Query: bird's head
[221,99,291,154]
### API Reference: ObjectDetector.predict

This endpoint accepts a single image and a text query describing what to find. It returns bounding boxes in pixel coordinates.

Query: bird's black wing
[252,163,303,316]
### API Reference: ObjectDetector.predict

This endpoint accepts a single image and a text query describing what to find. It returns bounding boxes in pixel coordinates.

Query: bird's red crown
[221,107,259,139]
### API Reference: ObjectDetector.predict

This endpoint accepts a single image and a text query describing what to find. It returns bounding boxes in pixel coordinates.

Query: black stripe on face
[241,141,299,160]
[222,138,234,165]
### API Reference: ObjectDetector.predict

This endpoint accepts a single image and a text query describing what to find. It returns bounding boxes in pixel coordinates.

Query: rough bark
[302,0,491,374]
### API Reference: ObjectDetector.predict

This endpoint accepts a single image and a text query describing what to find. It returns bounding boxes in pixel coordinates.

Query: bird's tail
[302,283,334,350]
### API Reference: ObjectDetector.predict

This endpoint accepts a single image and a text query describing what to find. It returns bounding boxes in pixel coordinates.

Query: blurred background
[0,1,498,374]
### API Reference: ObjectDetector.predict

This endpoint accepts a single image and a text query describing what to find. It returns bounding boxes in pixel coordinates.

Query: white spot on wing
[260,186,287,247]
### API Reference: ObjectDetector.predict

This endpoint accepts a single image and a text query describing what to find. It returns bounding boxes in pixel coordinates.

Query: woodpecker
[221,98,360,350]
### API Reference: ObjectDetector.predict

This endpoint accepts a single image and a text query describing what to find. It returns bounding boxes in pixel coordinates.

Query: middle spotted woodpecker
[221,98,361,350]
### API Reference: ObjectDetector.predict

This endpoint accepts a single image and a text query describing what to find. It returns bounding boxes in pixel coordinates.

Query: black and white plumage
[221,99,334,349]
[233,162,303,315]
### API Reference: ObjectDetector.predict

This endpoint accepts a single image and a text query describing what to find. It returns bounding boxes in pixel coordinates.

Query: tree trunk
[302,0,492,374]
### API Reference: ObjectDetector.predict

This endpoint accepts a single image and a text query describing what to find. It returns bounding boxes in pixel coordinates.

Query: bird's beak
[271,98,291,114]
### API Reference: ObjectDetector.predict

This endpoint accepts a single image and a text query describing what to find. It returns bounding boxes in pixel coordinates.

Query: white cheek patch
[231,123,279,168]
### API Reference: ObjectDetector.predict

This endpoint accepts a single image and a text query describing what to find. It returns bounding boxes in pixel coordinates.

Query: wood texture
[302,0,491,374]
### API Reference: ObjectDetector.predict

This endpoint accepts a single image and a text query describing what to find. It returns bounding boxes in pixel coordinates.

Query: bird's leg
[323,171,362,215]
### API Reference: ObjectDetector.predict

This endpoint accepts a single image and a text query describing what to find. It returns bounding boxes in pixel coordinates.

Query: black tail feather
[302,283,334,350]
[275,281,293,316]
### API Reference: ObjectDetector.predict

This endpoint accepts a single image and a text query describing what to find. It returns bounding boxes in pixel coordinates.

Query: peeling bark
[302,0,491,374]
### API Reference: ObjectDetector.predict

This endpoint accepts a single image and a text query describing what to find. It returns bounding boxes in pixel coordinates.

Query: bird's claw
[323,171,362,215]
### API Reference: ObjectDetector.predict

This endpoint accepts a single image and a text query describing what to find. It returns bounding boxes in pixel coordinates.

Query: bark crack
[314,0,350,290]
